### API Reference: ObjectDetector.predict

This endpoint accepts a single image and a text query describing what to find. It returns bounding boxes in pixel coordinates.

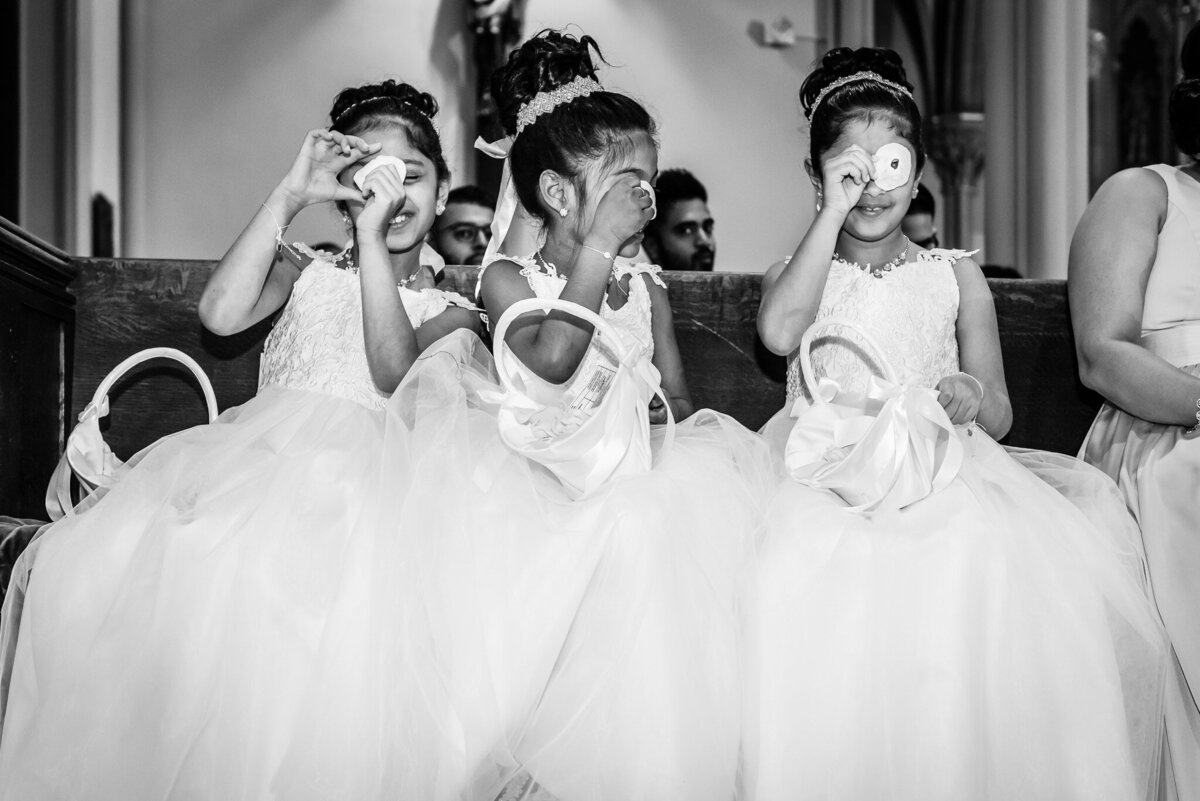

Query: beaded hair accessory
[331,95,431,127]
[806,71,914,121]
[515,75,603,135]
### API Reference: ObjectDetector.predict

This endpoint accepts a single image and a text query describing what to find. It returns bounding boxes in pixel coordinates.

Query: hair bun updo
[1173,21,1200,156]
[491,29,604,138]
[488,28,657,224]
[799,46,924,174]
[329,79,439,131]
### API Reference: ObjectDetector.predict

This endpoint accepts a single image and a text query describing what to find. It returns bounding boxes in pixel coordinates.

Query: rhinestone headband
[515,75,603,135]
[806,71,914,121]
[331,95,431,127]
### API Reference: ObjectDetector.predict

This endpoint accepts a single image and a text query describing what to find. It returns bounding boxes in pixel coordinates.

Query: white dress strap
[614,259,667,289]
[917,248,979,266]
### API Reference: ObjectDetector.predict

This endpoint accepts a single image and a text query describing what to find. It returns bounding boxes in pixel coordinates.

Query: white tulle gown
[0,259,511,800]
[456,255,775,801]
[745,250,1171,801]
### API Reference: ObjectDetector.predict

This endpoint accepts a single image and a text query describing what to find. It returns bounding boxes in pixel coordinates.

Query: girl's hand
[278,129,380,207]
[354,164,407,237]
[820,145,875,216]
[588,178,655,251]
[935,373,983,425]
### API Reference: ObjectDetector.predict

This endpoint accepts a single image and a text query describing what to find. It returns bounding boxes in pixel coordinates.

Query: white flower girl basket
[44,347,219,521]
[785,316,964,512]
[491,297,675,500]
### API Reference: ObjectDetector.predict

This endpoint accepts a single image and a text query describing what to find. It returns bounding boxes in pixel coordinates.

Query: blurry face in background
[901,211,938,249]
[431,202,493,265]
[645,198,715,270]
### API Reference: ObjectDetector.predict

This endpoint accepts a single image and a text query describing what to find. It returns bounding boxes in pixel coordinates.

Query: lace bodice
[482,254,663,404]
[258,260,473,410]
[785,249,970,401]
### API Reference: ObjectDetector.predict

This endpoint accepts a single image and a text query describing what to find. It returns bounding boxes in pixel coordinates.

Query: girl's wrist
[815,204,851,225]
[583,232,624,256]
[268,185,308,219]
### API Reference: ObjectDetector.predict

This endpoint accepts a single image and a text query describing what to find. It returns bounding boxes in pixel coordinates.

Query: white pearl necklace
[834,237,910,278]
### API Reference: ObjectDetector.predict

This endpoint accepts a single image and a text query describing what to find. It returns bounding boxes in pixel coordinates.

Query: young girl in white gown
[451,28,775,801]
[0,81,495,799]
[746,47,1171,800]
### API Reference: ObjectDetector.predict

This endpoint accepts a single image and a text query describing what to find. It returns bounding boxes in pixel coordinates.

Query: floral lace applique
[785,253,964,402]
[258,262,469,410]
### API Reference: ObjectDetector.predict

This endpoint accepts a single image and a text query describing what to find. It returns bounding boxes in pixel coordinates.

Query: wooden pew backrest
[70,260,1102,463]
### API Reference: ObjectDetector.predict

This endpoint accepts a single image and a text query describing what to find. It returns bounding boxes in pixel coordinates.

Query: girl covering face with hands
[746,46,1170,801]
[448,27,774,801]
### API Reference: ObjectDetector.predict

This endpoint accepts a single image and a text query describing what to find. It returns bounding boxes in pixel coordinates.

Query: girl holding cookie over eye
[747,46,1171,801]
[0,80,498,800]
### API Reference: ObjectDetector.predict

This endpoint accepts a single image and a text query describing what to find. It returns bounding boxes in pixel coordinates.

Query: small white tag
[570,365,617,411]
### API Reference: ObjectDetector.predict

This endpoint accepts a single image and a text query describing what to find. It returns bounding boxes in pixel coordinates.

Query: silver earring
[815,192,822,213]
[341,210,353,228]
[558,207,568,218]
[436,204,446,215]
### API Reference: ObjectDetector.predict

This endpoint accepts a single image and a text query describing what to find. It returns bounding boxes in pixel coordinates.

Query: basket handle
[83,347,219,424]
[491,297,634,394]
[798,316,898,403]
[490,296,676,444]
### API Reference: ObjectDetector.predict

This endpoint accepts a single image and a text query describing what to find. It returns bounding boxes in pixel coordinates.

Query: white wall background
[121,0,822,272]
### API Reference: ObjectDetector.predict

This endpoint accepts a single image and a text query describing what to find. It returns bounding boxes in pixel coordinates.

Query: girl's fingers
[346,135,379,154]
[331,185,365,204]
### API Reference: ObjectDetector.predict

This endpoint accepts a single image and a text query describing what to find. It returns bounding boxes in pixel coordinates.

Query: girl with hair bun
[749,46,1171,800]
[466,27,774,801]
[1072,20,1200,797]
[0,80,494,798]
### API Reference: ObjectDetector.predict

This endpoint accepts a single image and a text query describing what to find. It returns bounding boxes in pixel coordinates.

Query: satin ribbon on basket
[488,296,675,500]
[785,317,963,512]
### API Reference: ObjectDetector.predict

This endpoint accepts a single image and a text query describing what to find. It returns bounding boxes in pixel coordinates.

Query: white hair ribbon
[474,136,544,289]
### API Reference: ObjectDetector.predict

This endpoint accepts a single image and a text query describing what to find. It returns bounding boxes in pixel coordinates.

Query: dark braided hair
[329,79,449,184]
[800,47,924,174]
[1171,21,1200,157]
[491,29,657,223]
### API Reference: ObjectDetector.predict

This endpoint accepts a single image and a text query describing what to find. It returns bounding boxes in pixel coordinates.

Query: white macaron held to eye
[353,155,407,193]
[870,143,912,192]
[639,180,657,219]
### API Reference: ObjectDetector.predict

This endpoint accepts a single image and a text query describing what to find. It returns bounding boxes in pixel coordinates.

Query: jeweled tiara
[806,71,914,121]
[515,75,603,135]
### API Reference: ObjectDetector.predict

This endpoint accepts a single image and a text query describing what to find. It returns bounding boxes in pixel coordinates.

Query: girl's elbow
[198,298,237,337]
[758,320,797,357]
[1075,347,1107,394]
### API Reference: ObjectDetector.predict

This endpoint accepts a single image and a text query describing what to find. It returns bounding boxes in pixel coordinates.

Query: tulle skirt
[1081,366,1200,799]
[428,345,778,801]
[0,329,777,801]
[744,409,1170,801]
[0,332,518,800]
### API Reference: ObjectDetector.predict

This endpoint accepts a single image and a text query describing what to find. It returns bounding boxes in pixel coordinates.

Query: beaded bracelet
[957,371,985,401]
[261,203,290,252]
[581,243,614,263]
